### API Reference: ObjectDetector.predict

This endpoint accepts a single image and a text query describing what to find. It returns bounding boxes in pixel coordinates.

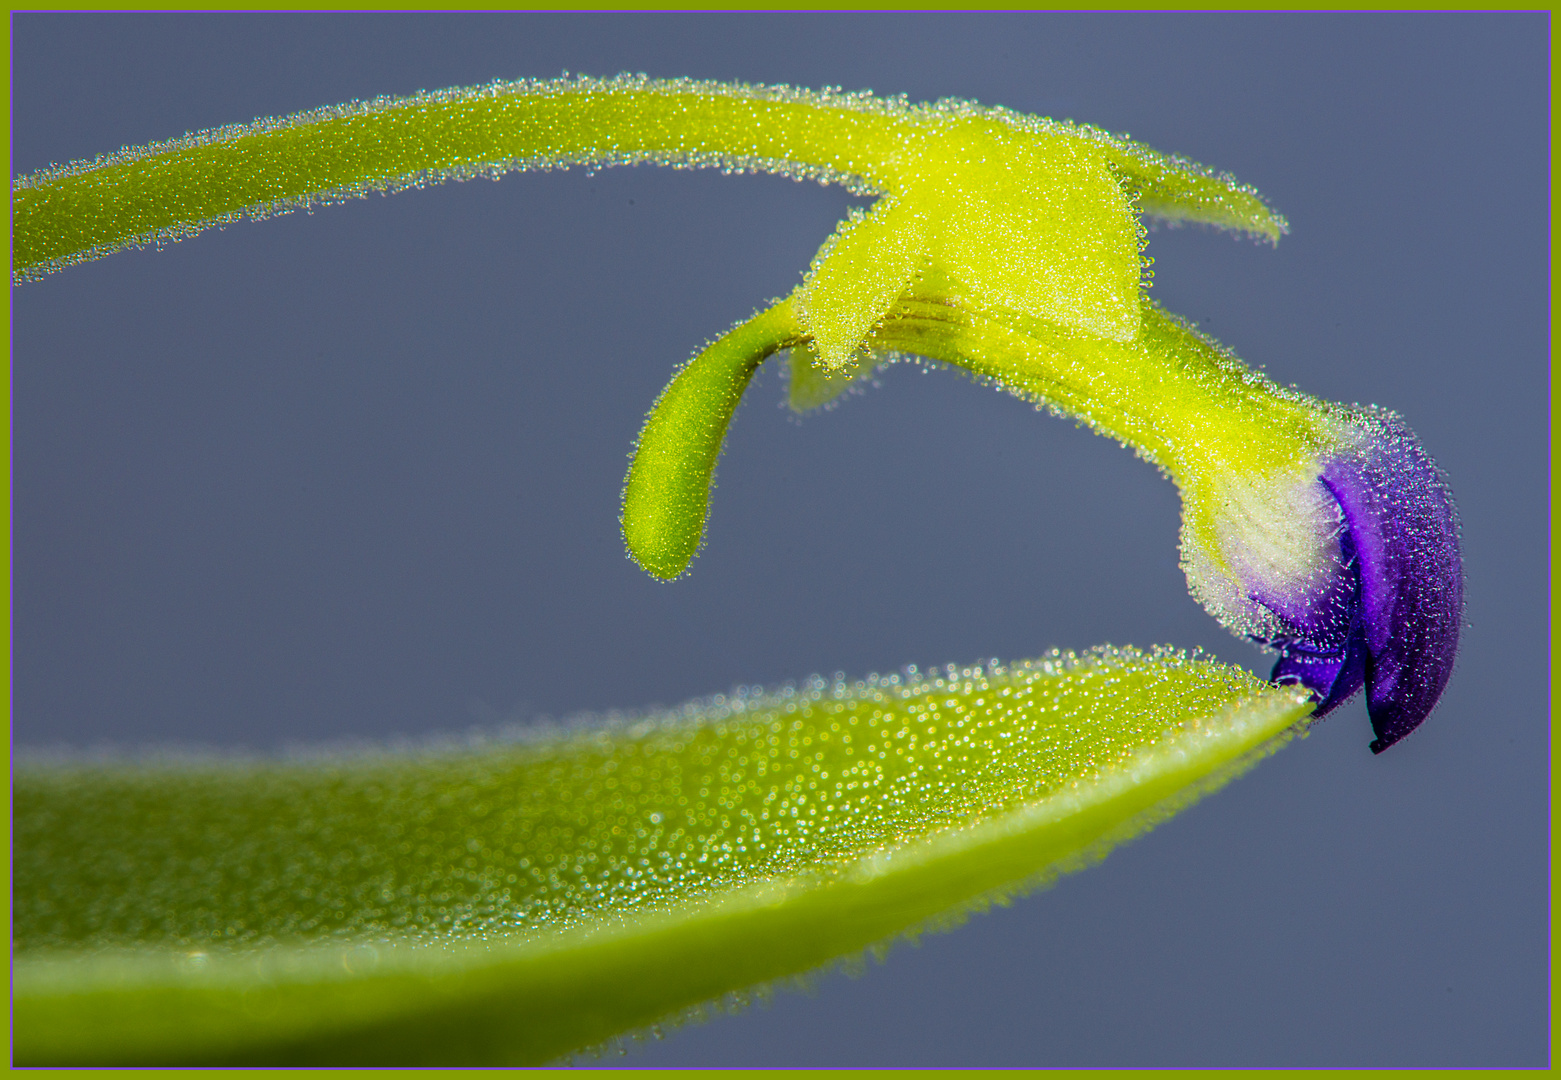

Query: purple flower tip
[1268,412,1463,753]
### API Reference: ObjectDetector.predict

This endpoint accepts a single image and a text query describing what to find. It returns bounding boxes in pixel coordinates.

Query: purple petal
[1270,411,1463,753]
[1324,412,1463,752]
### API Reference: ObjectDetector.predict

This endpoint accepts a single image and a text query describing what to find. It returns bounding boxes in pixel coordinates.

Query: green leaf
[15,648,1311,1065]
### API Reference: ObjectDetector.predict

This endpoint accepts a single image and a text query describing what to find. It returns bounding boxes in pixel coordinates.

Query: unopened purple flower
[1246,411,1463,753]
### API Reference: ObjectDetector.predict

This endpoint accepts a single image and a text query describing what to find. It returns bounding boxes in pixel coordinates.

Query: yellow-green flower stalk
[12,75,1460,749]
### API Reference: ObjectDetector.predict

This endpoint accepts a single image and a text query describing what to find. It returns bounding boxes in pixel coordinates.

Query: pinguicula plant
[11,76,1463,1065]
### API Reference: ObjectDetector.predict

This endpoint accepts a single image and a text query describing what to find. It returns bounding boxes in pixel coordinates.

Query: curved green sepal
[622,298,804,579]
[1097,137,1289,242]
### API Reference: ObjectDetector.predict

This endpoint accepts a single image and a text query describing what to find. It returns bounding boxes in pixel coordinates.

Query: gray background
[11,13,1547,1067]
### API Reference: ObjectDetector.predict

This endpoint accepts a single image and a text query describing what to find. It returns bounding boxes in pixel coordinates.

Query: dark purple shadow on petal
[1269,527,1369,715]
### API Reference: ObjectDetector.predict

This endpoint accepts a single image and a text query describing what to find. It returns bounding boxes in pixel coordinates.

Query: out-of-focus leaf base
[16,685,1309,1066]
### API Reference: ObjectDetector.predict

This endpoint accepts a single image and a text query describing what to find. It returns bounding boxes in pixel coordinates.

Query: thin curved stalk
[12,75,1282,282]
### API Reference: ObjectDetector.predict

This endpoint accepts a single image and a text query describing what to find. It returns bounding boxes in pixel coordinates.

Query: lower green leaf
[14,647,1312,1065]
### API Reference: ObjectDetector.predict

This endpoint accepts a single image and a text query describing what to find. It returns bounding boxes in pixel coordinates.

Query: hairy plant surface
[12,74,1460,1066]
[16,650,1310,1065]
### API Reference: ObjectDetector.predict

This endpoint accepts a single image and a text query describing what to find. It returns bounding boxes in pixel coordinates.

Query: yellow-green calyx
[11,73,1323,626]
